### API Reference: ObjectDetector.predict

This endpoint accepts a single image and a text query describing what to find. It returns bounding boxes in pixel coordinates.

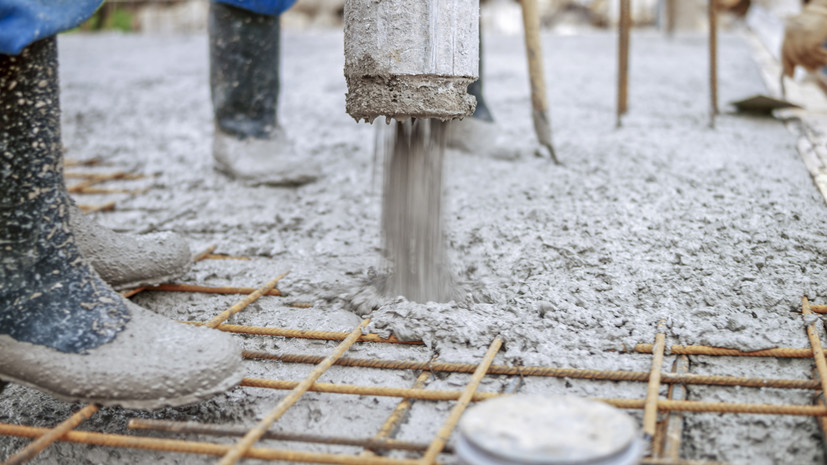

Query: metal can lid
[458,395,638,465]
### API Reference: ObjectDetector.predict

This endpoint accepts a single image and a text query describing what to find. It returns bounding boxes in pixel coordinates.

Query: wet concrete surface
[1,28,827,464]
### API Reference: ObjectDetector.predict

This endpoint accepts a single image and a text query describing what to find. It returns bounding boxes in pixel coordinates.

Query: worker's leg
[448,18,517,159]
[209,0,319,186]
[0,38,242,408]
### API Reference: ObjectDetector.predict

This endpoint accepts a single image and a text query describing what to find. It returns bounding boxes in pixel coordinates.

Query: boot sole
[0,368,242,410]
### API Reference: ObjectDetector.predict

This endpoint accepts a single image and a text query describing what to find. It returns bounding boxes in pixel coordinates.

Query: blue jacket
[0,0,296,55]
[0,0,103,55]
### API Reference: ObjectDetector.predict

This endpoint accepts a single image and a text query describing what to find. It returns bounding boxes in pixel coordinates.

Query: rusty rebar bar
[206,326,421,345]
[0,424,421,465]
[2,404,98,465]
[77,201,116,213]
[661,355,689,461]
[803,297,827,394]
[244,352,820,390]
[218,319,370,465]
[144,284,281,297]
[242,378,827,416]
[201,254,251,261]
[205,272,288,329]
[362,371,433,457]
[709,0,718,127]
[419,337,503,465]
[127,419,436,453]
[644,329,667,438]
[617,0,631,127]
[812,304,827,314]
[67,172,144,192]
[636,344,813,358]
[192,245,218,262]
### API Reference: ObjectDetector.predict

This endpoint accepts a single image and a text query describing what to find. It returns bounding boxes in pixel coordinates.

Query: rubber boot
[0,38,242,409]
[448,20,518,160]
[209,2,319,187]
[69,201,192,290]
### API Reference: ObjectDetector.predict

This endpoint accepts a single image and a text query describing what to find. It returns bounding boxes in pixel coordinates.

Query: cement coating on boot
[69,202,192,290]
[213,127,320,186]
[447,117,520,160]
[0,299,243,409]
[0,37,130,353]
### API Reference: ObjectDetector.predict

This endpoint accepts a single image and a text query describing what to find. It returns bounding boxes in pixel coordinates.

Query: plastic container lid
[457,395,642,465]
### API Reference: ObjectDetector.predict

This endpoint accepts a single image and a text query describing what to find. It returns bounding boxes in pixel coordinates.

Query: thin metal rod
[205,272,288,329]
[77,201,116,213]
[0,424,421,465]
[192,245,218,262]
[812,304,827,313]
[803,297,827,392]
[709,0,718,126]
[240,378,501,401]
[245,351,820,390]
[362,371,433,457]
[636,344,814,358]
[644,329,666,438]
[662,356,689,460]
[419,337,503,465]
[617,0,631,126]
[218,319,370,465]
[2,404,98,465]
[198,325,422,345]
[127,419,439,453]
[144,284,281,297]
[242,378,827,416]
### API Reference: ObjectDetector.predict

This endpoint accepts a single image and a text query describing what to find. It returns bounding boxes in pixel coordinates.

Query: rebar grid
[3,262,827,465]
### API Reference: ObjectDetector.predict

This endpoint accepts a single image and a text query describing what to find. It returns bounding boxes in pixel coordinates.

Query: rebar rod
[0,424,422,465]
[239,378,502,402]
[77,201,116,213]
[644,329,666,438]
[192,245,218,262]
[241,378,827,416]
[67,172,143,193]
[708,0,718,126]
[127,419,436,453]
[201,254,251,261]
[812,304,827,314]
[2,404,98,465]
[617,0,631,126]
[218,320,370,465]
[244,352,820,390]
[636,344,813,358]
[803,297,827,393]
[205,272,288,329]
[144,284,281,297]
[662,356,689,461]
[419,337,503,465]
[362,371,433,457]
[204,326,421,345]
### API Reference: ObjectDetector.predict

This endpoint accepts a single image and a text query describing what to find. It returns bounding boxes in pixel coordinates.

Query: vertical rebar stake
[709,0,719,128]
[617,0,631,127]
[643,324,666,441]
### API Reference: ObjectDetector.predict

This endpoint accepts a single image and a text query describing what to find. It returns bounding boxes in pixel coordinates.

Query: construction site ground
[3,25,827,465]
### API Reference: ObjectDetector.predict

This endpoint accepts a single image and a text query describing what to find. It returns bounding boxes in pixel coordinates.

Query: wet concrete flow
[1,28,827,465]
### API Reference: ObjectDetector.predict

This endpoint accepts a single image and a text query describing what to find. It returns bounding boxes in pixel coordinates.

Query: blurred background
[75,0,805,35]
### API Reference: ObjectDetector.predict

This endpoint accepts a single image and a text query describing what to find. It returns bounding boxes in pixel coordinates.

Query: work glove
[781,0,827,77]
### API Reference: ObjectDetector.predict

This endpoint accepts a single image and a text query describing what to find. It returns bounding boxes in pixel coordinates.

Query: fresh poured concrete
[1,28,827,464]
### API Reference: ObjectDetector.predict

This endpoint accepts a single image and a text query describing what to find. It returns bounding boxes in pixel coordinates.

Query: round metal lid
[458,395,638,465]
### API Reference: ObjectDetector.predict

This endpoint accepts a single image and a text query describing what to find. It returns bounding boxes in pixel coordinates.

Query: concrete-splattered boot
[0,38,242,409]
[69,202,192,290]
[448,22,518,160]
[209,2,319,187]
